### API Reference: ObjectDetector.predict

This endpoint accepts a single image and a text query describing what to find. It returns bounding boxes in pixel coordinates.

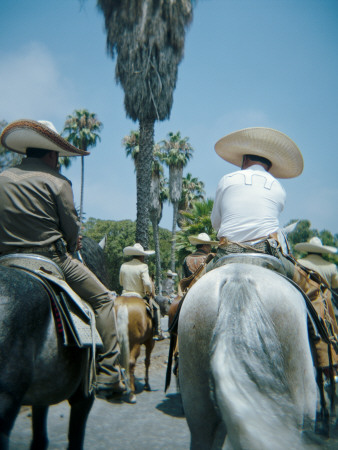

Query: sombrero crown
[123,243,155,256]
[214,127,303,179]
[0,119,89,157]
[188,233,218,246]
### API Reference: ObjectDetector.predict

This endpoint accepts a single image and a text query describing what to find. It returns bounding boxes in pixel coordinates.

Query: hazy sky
[1,0,337,235]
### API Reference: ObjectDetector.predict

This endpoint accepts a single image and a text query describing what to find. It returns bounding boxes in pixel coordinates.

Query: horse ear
[99,235,107,249]
[283,221,299,235]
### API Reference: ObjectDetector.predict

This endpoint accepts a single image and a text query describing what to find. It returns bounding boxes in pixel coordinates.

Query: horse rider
[0,119,125,396]
[119,243,165,340]
[161,269,177,300]
[182,233,218,278]
[210,126,338,370]
[295,237,338,377]
[295,237,338,290]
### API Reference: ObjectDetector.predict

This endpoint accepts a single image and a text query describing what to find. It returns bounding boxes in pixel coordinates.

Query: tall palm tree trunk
[136,119,154,248]
[171,201,179,272]
[150,212,162,294]
[79,155,84,226]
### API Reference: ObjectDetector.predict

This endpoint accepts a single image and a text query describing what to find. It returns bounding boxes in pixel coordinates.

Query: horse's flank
[178,263,317,450]
[114,296,155,403]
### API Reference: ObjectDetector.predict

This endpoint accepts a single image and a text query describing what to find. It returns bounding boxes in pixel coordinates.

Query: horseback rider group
[1,119,337,403]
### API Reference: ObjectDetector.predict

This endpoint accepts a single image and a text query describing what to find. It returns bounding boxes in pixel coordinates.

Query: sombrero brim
[214,127,303,179]
[188,236,219,245]
[294,242,337,254]
[123,247,155,256]
[0,120,90,157]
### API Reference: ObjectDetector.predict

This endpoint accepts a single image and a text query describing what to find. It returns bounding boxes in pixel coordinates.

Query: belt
[0,238,67,256]
[218,237,273,255]
[218,232,278,248]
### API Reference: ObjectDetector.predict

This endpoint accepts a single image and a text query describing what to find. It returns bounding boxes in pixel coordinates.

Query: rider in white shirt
[211,161,286,244]
[209,127,338,371]
[210,127,303,249]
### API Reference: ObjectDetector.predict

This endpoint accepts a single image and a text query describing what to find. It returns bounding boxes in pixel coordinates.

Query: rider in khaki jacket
[119,243,165,340]
[0,119,125,396]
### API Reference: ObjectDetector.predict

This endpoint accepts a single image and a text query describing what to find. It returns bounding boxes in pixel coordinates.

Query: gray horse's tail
[116,304,130,379]
[210,272,304,450]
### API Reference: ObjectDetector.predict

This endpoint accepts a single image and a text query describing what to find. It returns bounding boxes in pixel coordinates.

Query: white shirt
[211,165,286,243]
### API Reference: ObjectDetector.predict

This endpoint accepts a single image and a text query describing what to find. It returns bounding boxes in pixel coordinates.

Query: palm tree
[150,147,168,292]
[177,173,205,227]
[176,198,217,266]
[63,109,102,224]
[123,130,140,171]
[97,0,193,249]
[123,133,168,292]
[160,131,194,271]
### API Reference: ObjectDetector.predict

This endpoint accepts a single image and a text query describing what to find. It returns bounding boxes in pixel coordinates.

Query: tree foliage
[0,120,22,171]
[63,109,102,224]
[97,0,193,249]
[83,218,172,292]
[176,198,217,266]
[160,131,194,271]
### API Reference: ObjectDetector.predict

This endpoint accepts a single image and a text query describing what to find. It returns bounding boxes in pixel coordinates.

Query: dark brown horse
[0,263,94,450]
[114,296,155,404]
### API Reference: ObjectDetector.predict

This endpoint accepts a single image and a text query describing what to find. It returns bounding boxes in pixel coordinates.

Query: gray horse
[0,237,106,449]
[178,261,317,450]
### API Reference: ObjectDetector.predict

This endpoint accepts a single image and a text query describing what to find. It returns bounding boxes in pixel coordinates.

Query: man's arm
[141,265,153,295]
[56,180,80,253]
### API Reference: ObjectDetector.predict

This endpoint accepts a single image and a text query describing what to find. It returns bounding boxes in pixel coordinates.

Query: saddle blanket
[0,253,103,349]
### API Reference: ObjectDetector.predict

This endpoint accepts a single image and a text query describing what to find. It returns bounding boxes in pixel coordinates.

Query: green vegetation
[83,218,171,292]
[63,109,102,224]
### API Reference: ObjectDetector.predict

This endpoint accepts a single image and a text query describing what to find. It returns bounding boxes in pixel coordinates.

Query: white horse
[178,260,317,450]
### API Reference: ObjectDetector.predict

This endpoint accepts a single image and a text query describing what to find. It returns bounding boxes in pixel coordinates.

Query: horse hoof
[128,394,137,404]
[144,383,151,391]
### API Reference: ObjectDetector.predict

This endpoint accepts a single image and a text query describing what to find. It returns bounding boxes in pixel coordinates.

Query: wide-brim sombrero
[123,243,155,256]
[188,233,219,246]
[0,119,90,157]
[214,127,303,179]
[294,237,337,255]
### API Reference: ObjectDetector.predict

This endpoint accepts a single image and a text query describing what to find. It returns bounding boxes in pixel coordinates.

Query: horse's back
[179,263,316,450]
[115,296,152,341]
[0,265,84,407]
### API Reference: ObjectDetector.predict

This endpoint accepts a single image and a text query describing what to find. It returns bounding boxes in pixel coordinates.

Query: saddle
[0,253,103,350]
[165,252,335,391]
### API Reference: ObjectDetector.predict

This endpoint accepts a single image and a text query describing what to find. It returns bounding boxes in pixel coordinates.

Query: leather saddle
[0,253,103,349]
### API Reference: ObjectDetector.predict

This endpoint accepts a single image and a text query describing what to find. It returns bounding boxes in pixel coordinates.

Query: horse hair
[209,270,305,449]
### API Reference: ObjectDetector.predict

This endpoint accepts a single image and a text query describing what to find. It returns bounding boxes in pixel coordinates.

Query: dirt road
[9,336,190,450]
[8,324,338,449]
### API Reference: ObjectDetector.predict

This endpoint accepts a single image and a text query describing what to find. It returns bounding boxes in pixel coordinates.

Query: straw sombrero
[188,233,218,246]
[167,270,177,277]
[0,119,89,157]
[123,243,155,256]
[294,237,337,255]
[214,127,303,179]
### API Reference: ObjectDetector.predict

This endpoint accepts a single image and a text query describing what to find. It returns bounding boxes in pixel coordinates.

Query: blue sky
[1,0,337,235]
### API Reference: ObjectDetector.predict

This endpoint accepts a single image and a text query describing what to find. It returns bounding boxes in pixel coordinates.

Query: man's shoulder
[1,159,71,186]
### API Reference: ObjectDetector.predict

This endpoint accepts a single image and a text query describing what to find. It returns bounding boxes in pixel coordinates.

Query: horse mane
[209,270,304,449]
[79,236,110,288]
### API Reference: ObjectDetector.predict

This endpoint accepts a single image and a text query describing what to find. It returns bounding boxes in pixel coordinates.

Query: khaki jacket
[119,258,152,297]
[0,158,79,253]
